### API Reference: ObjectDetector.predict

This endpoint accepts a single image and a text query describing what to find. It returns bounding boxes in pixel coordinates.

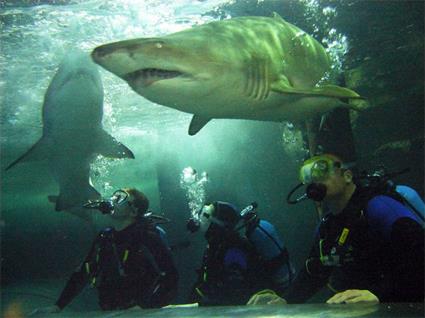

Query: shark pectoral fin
[270,75,297,95]
[271,79,364,100]
[314,84,364,100]
[97,130,135,159]
[188,115,211,135]
[5,136,48,170]
[55,185,100,211]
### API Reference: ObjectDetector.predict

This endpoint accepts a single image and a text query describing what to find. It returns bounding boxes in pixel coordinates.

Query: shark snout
[91,42,142,77]
[91,39,149,64]
[91,44,116,63]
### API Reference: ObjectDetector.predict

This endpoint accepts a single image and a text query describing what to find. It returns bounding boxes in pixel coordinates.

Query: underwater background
[1,0,424,314]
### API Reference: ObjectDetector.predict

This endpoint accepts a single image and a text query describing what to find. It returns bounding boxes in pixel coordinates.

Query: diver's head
[110,188,149,219]
[199,201,240,237]
[299,154,354,202]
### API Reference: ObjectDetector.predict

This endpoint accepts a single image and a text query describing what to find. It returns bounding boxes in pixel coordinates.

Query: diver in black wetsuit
[248,154,424,305]
[190,201,294,306]
[32,188,178,314]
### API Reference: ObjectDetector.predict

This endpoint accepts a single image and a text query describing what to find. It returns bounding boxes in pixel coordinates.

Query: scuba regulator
[286,183,327,204]
[83,189,129,215]
[84,199,115,214]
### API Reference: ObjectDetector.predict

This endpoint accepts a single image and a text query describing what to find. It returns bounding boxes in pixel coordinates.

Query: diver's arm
[55,267,90,309]
[283,235,331,304]
[55,238,98,310]
[388,217,424,302]
[365,195,424,302]
[283,263,329,303]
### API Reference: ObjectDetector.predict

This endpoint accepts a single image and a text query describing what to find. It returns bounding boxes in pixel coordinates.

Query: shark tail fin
[5,136,48,171]
[97,130,135,159]
[52,184,100,211]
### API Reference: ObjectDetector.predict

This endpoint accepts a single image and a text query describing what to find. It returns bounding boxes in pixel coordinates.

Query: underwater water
[1,0,424,317]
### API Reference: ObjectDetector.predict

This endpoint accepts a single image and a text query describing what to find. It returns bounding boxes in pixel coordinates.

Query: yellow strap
[96,248,100,263]
[85,262,90,274]
[305,258,313,275]
[319,239,325,258]
[338,228,350,246]
[253,289,278,297]
[326,282,340,293]
[123,249,129,263]
[195,287,205,298]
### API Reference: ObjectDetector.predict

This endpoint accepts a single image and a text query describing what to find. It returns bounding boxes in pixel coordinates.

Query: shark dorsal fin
[188,115,211,135]
[272,12,286,23]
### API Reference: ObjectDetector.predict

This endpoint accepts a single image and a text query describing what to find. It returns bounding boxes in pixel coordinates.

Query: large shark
[91,13,362,138]
[6,51,134,211]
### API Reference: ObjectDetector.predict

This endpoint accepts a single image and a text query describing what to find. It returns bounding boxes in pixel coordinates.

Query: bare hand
[326,289,379,304]
[29,305,60,316]
[247,289,287,305]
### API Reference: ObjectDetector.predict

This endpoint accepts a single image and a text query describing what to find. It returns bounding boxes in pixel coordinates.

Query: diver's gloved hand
[326,289,379,304]
[29,305,60,316]
[246,289,287,306]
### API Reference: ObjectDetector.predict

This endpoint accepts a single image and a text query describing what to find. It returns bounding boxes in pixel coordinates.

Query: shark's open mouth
[123,68,184,87]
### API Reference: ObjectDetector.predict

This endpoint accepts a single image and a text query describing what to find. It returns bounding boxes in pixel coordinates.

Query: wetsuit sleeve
[283,232,331,303]
[366,195,424,302]
[55,237,99,310]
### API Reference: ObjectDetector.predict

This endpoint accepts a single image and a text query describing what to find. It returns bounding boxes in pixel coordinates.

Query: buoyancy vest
[245,219,294,290]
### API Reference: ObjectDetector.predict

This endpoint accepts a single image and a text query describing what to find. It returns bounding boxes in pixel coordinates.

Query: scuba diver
[32,188,178,314]
[249,154,424,305]
[188,201,294,306]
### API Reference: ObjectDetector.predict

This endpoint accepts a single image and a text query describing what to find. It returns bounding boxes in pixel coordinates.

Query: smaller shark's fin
[189,115,211,135]
[48,195,58,203]
[305,117,321,156]
[54,184,100,211]
[271,78,364,100]
[97,130,135,159]
[5,136,48,170]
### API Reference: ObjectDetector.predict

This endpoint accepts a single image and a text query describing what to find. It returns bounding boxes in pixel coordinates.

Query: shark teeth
[123,68,183,87]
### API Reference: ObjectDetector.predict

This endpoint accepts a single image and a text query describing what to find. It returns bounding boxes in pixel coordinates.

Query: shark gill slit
[254,62,261,100]
[244,65,254,99]
[263,62,270,100]
[256,62,263,100]
[251,64,258,99]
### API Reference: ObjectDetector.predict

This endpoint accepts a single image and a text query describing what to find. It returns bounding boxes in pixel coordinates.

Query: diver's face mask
[299,158,342,184]
[287,157,344,204]
[199,203,215,232]
[186,204,214,233]
[109,190,135,216]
